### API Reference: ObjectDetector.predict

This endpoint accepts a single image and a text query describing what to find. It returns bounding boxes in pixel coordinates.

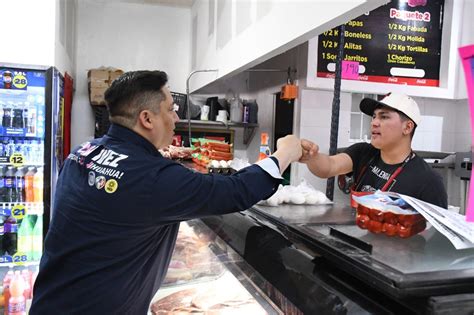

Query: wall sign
[317,0,444,87]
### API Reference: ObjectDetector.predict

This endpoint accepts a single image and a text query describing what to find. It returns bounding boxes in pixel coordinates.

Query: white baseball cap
[360,93,421,126]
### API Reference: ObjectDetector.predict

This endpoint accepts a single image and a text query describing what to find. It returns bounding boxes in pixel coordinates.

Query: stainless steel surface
[253,203,354,225]
[253,203,474,275]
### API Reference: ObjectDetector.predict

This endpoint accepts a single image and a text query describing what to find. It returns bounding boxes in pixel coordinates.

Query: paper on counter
[376,192,474,250]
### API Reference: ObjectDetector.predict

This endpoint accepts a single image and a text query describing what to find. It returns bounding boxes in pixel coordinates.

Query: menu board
[317,0,444,87]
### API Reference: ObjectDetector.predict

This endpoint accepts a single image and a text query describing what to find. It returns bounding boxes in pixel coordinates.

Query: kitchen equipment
[206,97,220,121]
[229,98,243,123]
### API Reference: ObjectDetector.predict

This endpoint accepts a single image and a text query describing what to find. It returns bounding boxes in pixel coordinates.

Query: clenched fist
[276,135,303,163]
[300,139,319,163]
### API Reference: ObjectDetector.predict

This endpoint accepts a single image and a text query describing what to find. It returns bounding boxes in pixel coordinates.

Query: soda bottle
[20,270,31,300]
[2,104,12,128]
[12,103,23,129]
[6,140,14,159]
[17,216,32,261]
[31,215,42,261]
[8,272,26,315]
[27,108,36,135]
[24,168,35,203]
[0,216,4,256]
[257,133,271,161]
[13,168,24,203]
[5,167,15,203]
[22,107,28,132]
[0,166,6,202]
[0,102,4,128]
[3,218,18,256]
[3,269,13,315]
[32,168,43,203]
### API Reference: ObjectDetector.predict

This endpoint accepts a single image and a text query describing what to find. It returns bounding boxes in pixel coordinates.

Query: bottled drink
[22,106,28,132]
[0,166,6,202]
[12,103,24,129]
[4,218,18,256]
[17,216,33,260]
[0,216,4,256]
[3,270,13,315]
[0,102,4,128]
[6,140,15,159]
[2,104,12,128]
[8,272,26,315]
[20,270,31,301]
[257,133,271,161]
[27,109,36,135]
[33,168,43,203]
[24,168,35,203]
[14,168,25,203]
[31,215,42,261]
[5,167,15,203]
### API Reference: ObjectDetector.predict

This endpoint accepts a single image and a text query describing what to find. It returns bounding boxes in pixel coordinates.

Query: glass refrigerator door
[0,65,47,312]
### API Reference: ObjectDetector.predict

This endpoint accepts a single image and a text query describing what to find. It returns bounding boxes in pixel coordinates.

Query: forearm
[271,150,292,174]
[306,152,334,178]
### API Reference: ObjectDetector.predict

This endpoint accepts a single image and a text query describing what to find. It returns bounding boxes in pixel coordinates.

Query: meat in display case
[149,220,300,314]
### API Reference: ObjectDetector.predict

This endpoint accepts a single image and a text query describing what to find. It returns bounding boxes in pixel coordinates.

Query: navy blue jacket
[30,124,280,314]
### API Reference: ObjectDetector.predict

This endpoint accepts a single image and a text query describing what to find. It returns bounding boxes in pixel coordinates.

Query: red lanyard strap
[354,152,413,192]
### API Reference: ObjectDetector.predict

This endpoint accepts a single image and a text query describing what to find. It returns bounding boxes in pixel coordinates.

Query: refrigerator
[0,63,64,313]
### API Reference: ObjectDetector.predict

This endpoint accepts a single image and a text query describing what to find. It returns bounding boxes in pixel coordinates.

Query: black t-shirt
[344,142,448,208]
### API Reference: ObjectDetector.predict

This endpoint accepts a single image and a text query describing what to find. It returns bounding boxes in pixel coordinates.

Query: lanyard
[353,151,413,192]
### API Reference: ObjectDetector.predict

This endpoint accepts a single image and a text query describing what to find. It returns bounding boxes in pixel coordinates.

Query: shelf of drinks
[0,203,43,216]
[0,127,43,138]
[0,161,44,167]
[0,259,40,267]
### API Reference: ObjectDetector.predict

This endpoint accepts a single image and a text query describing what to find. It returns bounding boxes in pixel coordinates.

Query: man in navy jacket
[30,70,303,314]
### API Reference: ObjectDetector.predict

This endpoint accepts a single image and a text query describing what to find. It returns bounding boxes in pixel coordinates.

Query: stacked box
[88,67,124,105]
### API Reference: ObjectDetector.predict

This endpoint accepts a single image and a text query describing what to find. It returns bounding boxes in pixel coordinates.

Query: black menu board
[317,0,444,87]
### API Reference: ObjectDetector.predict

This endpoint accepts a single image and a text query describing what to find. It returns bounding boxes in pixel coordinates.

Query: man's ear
[138,110,153,130]
[403,120,415,136]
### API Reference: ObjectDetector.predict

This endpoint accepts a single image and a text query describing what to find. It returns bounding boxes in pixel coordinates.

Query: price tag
[11,204,27,220]
[342,61,360,80]
[9,152,25,167]
[12,74,28,89]
[12,252,28,265]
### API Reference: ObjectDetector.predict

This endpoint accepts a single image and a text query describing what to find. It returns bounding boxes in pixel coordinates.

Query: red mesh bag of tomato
[353,191,426,238]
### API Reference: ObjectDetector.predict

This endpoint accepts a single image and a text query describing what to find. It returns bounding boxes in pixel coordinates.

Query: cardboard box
[89,87,108,106]
[109,69,124,84]
[88,69,109,88]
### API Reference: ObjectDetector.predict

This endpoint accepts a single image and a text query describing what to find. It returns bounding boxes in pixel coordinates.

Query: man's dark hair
[105,70,168,129]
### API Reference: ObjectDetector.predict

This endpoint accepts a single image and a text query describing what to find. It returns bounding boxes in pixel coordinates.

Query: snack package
[352,191,426,238]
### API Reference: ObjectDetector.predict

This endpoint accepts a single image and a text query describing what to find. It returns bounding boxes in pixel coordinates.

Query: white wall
[72,0,191,148]
[54,0,77,76]
[0,0,55,66]
[190,0,387,93]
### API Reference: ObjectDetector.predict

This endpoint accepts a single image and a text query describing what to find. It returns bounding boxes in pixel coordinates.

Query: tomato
[368,220,383,233]
[357,205,370,215]
[383,223,398,236]
[356,214,370,229]
[368,208,384,222]
[397,213,424,227]
[398,220,426,238]
[383,212,398,225]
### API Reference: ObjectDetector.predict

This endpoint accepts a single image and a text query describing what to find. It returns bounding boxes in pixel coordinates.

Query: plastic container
[356,204,426,238]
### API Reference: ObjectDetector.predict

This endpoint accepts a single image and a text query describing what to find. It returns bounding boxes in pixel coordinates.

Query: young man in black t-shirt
[300,93,447,208]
